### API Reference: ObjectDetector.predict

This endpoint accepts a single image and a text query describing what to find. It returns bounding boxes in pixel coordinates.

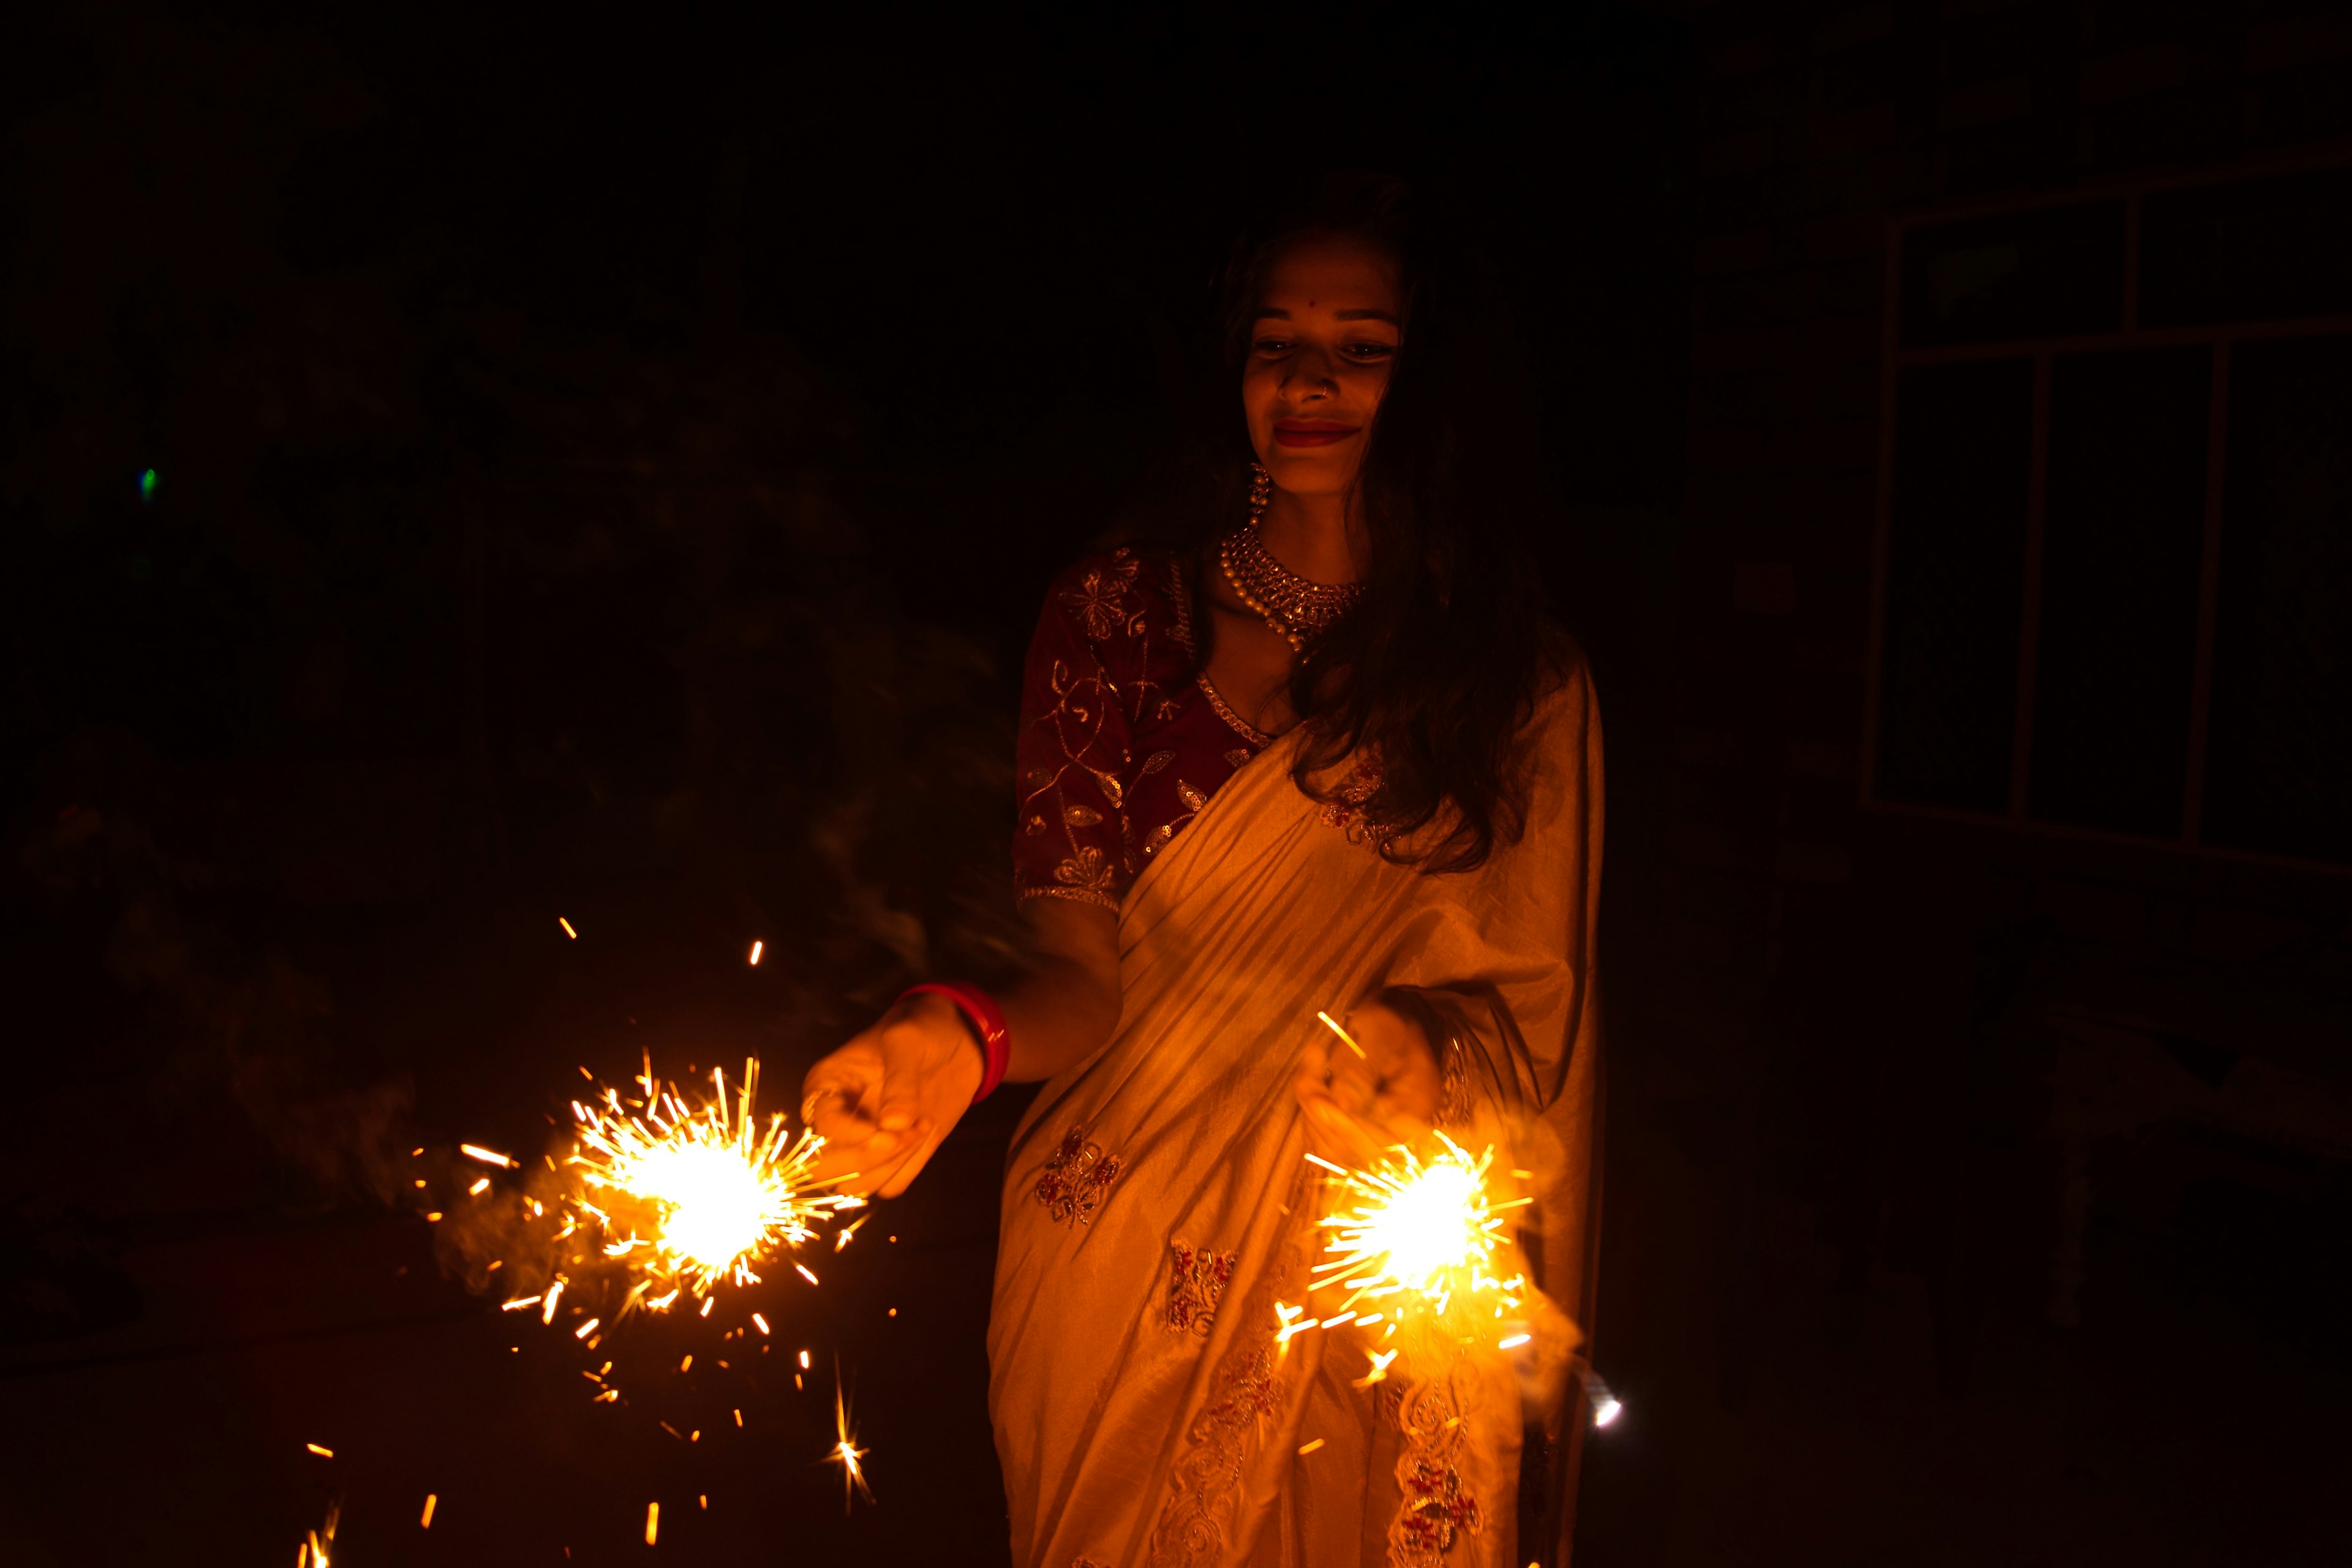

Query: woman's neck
[1256,485,1365,584]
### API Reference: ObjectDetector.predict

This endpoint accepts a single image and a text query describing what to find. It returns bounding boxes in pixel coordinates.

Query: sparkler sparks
[297,1501,339,1567]
[1316,1010,1368,1058]
[826,1367,875,1513]
[1303,1134,1530,1332]
[564,1055,860,1314]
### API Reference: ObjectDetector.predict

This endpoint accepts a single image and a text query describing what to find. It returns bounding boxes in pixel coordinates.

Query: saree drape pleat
[990,661,1604,1568]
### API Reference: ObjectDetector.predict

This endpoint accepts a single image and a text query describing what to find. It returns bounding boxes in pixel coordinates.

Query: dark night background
[6,2,2351,1564]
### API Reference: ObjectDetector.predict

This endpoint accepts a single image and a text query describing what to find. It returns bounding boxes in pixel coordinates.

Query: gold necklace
[1218,465,1365,652]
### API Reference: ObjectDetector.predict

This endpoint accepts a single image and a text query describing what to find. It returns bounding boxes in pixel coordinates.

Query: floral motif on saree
[1033,1126,1123,1226]
[1166,1239,1237,1336]
[1390,1363,1486,1565]
[1147,1344,1287,1568]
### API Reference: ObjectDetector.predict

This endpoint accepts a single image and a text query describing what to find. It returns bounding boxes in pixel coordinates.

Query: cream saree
[989,661,1604,1568]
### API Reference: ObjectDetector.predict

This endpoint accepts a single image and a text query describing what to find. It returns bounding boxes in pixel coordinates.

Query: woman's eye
[1343,342,1396,360]
[1253,337,1293,355]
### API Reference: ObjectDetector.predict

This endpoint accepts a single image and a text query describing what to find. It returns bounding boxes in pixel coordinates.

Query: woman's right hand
[800,990,986,1199]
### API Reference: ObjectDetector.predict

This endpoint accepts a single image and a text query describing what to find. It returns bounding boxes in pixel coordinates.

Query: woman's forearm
[996,900,1122,1082]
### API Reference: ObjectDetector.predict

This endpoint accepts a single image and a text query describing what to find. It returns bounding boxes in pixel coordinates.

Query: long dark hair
[1185,173,1566,874]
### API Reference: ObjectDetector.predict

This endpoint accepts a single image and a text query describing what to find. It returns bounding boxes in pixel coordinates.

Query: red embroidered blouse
[1014,547,1272,909]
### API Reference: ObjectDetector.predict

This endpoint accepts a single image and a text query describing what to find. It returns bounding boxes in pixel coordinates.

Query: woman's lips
[1272,420,1359,448]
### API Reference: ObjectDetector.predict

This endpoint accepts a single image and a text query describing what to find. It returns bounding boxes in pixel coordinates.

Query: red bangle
[900,981,1010,1104]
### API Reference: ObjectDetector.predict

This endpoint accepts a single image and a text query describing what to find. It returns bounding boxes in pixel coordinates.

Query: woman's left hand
[1292,1001,1442,1169]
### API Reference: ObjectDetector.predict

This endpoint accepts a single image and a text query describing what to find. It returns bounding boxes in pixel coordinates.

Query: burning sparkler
[549,1055,864,1318]
[1302,1132,1530,1333]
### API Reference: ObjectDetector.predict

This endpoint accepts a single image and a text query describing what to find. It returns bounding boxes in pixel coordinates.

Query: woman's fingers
[874,1123,946,1199]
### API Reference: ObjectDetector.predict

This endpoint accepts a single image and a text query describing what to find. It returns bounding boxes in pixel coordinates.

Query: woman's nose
[1280,347,1340,400]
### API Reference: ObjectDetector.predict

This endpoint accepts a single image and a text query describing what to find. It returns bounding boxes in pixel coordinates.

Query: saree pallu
[990,663,1604,1568]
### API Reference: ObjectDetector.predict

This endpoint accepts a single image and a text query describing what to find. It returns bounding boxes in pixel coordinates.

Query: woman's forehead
[1256,235,1403,317]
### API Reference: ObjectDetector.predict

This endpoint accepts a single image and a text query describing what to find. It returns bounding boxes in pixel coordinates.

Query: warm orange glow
[559,917,578,939]
[644,1501,658,1545]
[304,1442,333,1458]
[564,1057,859,1313]
[748,940,764,965]
[420,1493,437,1528]
[1303,1134,1528,1331]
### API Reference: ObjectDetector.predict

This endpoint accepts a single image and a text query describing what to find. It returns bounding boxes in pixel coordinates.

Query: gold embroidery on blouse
[1034,1126,1123,1226]
[1019,551,1188,906]
[1060,567,1133,643]
[1167,1239,1236,1336]
[1175,780,1208,813]
[1140,750,1175,777]
[1223,748,1253,769]
[1052,846,1115,892]
[1019,884,1118,910]
[1195,673,1273,747]
[1164,556,1196,654]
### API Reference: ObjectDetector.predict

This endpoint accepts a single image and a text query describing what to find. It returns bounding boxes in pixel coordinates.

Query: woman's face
[1242,235,1403,502]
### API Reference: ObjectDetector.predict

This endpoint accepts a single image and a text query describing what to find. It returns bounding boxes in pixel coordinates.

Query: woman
[802,176,1603,1568]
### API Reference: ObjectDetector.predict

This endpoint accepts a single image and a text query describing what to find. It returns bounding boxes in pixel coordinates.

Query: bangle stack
[899,981,1011,1104]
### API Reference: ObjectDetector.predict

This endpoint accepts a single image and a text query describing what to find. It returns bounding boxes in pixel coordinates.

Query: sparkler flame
[1304,1133,1529,1330]
[564,1055,861,1313]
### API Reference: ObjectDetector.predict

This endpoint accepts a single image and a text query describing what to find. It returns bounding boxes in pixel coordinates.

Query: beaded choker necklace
[1218,465,1365,652]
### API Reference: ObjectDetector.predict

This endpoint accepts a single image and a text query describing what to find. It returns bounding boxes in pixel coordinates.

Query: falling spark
[794,1263,820,1287]
[1498,1333,1532,1350]
[826,1366,875,1513]
[574,1317,600,1340]
[1302,1134,1528,1332]
[469,1177,491,1196]
[1316,1010,1369,1058]
[798,1349,811,1370]
[564,1057,859,1313]
[559,917,578,939]
[305,1442,334,1458]
[734,1409,743,1426]
[751,1312,771,1336]
[1297,1438,1326,1455]
[1354,1348,1400,1388]
[420,1493,437,1528]
[644,1501,659,1545]
[1588,1373,1624,1429]
[679,1354,692,1373]
[462,1144,518,1168]
[833,1209,873,1251]
[748,940,764,965]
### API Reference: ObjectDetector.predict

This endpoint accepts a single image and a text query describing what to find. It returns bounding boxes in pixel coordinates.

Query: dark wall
[1585,3,2352,1560]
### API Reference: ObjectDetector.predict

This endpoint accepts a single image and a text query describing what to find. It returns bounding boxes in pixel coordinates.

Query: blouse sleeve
[1012,556,1147,909]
